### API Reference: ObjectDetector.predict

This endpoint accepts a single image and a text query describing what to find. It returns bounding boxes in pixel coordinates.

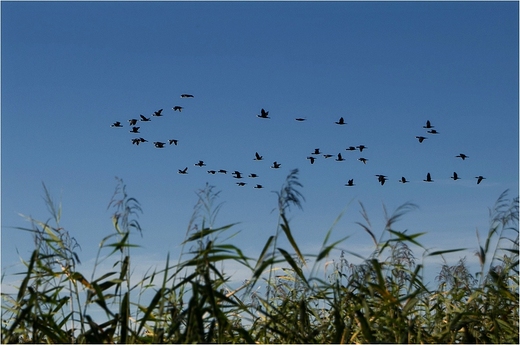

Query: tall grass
[2,173,518,343]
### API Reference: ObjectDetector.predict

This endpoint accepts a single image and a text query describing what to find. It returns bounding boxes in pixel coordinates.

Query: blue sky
[2,1,518,289]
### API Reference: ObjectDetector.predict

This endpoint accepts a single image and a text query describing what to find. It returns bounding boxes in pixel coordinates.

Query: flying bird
[181,94,194,98]
[254,152,263,161]
[154,142,165,148]
[323,154,334,159]
[271,161,281,169]
[451,172,460,180]
[423,120,434,129]
[178,167,188,174]
[335,153,345,162]
[172,106,183,112]
[111,121,123,127]
[128,119,138,126]
[346,146,357,151]
[207,170,216,174]
[218,169,227,174]
[140,114,151,121]
[295,117,306,121]
[427,129,439,134]
[358,158,368,164]
[307,156,316,164]
[456,153,468,160]
[232,171,243,178]
[423,172,433,182]
[416,136,427,143]
[129,126,140,133]
[139,137,148,143]
[475,176,486,184]
[236,182,246,186]
[335,117,346,125]
[254,184,264,189]
[376,175,388,185]
[312,148,321,155]
[169,139,178,145]
[379,177,388,186]
[357,145,367,152]
[399,177,409,183]
[153,109,163,117]
[249,173,258,178]
[131,138,141,145]
[345,179,355,187]
[257,108,270,119]
[194,160,206,167]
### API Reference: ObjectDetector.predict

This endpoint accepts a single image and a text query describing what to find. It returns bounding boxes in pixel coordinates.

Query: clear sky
[2,1,519,288]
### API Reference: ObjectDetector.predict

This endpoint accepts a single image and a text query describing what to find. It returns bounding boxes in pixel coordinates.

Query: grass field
[2,171,518,343]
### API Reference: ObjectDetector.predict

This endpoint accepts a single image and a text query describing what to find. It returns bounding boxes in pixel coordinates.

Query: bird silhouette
[131,138,141,145]
[154,142,165,148]
[140,114,151,121]
[271,161,281,169]
[169,139,178,145]
[323,154,334,159]
[427,129,439,134]
[399,176,409,183]
[475,176,486,184]
[376,175,388,185]
[207,170,216,174]
[456,153,468,160]
[423,173,433,182]
[181,94,194,98]
[128,119,138,126]
[254,184,264,189]
[416,136,427,143]
[376,174,388,185]
[346,146,357,151]
[139,137,148,143]
[257,108,270,119]
[295,117,306,121]
[312,148,321,155]
[236,182,246,186]
[335,153,345,161]
[153,109,163,117]
[218,169,227,174]
[345,179,355,187]
[451,172,460,180]
[178,167,188,174]
[130,126,140,133]
[307,156,316,164]
[111,121,123,127]
[357,145,367,152]
[254,152,263,160]
[249,173,258,178]
[423,120,434,129]
[358,158,368,164]
[335,117,346,125]
[232,171,243,178]
[172,106,183,112]
[194,160,206,167]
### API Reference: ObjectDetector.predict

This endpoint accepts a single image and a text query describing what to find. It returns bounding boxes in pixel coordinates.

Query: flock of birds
[111,96,486,189]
